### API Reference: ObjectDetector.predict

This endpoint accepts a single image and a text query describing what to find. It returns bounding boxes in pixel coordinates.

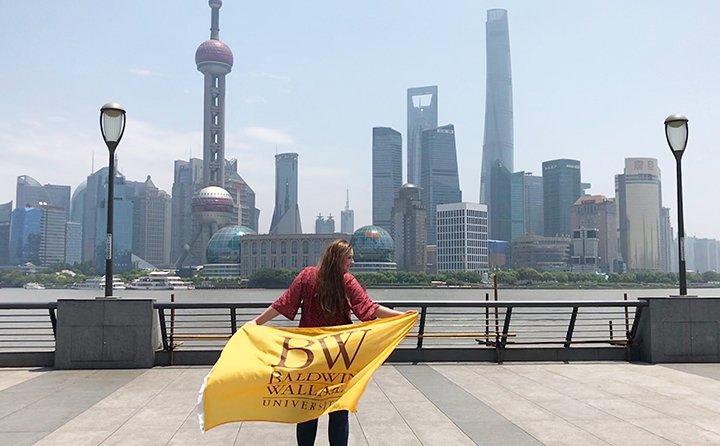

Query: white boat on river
[128,271,194,290]
[71,276,127,290]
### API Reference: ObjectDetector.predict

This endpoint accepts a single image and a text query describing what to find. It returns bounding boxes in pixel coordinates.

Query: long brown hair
[316,239,352,316]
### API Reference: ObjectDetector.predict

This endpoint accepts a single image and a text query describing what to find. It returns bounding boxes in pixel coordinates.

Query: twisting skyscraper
[407,86,438,185]
[479,9,514,241]
[270,153,302,234]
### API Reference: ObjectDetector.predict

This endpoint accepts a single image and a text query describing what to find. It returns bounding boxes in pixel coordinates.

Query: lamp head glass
[100,102,126,146]
[664,114,688,155]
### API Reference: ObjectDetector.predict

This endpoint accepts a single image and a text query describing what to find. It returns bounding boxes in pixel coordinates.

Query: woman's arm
[373,305,404,319]
[248,306,281,325]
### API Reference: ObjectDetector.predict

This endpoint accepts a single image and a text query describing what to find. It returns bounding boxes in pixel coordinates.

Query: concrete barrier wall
[55,299,155,369]
[632,297,720,363]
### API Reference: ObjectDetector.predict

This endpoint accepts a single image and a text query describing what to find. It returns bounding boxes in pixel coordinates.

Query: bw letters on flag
[198,311,418,431]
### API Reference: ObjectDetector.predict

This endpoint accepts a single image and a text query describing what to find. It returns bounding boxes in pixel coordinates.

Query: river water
[1,286,719,303]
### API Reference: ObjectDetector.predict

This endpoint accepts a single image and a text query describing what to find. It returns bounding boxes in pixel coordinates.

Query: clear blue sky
[1,1,719,239]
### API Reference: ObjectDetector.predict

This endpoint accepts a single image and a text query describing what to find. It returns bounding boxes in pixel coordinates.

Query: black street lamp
[664,113,689,296]
[100,103,127,297]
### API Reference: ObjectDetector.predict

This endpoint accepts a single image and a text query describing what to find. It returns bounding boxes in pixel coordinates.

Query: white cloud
[241,96,268,105]
[242,127,294,146]
[248,71,292,82]
[130,68,164,77]
[0,118,200,205]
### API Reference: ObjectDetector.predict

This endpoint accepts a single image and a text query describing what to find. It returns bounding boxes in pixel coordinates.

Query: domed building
[349,225,397,272]
[203,225,255,277]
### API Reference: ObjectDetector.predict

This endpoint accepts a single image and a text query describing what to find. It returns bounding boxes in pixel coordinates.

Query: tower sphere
[195,40,234,70]
[209,0,222,7]
[191,186,234,224]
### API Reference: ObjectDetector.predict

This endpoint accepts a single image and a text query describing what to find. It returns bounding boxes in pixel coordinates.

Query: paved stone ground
[1,362,720,445]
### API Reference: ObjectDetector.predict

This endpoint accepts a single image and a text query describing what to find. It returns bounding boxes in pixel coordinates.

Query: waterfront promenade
[1,362,720,445]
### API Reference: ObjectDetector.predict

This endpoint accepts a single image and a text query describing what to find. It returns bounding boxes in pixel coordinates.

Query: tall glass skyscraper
[543,159,582,237]
[407,86,438,185]
[511,171,543,240]
[9,207,41,265]
[420,124,462,244]
[479,9,514,241]
[270,153,302,234]
[372,127,402,233]
[170,158,203,264]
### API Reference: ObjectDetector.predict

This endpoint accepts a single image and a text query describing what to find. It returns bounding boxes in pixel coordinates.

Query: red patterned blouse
[270,267,380,327]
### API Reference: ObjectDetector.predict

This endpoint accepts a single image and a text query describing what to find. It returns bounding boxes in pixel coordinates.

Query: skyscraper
[659,207,674,272]
[569,195,618,273]
[9,204,66,267]
[44,184,71,222]
[420,124,462,244]
[15,175,50,209]
[93,173,136,273]
[436,202,488,273]
[391,184,426,272]
[616,157,662,271]
[407,86,438,185]
[170,158,203,264]
[479,9,514,241]
[132,176,171,267]
[542,159,581,237]
[64,221,81,265]
[340,189,354,234]
[372,127,402,233]
[225,158,260,232]
[270,153,302,234]
[9,207,41,266]
[511,171,543,240]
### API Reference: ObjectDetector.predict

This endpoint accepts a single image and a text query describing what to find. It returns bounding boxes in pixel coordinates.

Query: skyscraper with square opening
[407,86,438,185]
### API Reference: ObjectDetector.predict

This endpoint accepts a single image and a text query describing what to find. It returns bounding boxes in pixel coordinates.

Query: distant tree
[247,269,298,288]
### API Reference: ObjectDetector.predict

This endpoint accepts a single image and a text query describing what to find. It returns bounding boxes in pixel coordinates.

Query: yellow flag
[198,311,418,432]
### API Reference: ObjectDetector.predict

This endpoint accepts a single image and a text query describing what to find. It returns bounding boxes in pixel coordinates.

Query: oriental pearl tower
[185,0,236,265]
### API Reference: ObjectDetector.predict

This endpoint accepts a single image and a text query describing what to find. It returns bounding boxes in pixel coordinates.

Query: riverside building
[615,157,662,271]
[436,202,488,273]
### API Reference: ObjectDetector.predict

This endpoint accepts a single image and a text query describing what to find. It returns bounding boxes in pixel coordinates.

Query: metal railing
[155,298,647,363]
[0,303,57,351]
[0,298,647,365]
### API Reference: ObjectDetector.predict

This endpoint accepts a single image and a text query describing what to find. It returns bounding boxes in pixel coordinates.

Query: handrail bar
[153,300,648,310]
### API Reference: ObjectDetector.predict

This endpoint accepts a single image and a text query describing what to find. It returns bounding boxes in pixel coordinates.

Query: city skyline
[2,1,720,239]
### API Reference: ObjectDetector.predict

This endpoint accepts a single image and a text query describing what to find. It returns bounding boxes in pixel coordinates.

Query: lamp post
[100,103,126,297]
[664,113,688,296]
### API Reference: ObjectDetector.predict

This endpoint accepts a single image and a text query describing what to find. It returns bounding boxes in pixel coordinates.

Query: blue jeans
[296,410,349,446]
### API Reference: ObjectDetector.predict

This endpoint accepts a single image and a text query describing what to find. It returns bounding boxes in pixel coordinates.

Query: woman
[248,239,404,446]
